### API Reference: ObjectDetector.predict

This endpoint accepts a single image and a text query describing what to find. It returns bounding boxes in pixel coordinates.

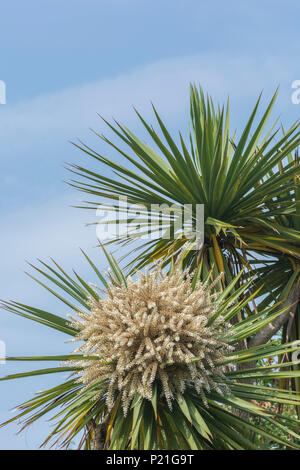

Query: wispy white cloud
[0,53,298,159]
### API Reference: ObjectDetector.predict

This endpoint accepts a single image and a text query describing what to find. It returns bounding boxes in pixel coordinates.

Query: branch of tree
[248,281,300,348]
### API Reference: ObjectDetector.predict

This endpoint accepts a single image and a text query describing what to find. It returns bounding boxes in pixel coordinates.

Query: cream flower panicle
[70,267,232,415]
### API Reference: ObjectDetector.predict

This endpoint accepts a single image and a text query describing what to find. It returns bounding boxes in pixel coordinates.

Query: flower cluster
[71,267,231,414]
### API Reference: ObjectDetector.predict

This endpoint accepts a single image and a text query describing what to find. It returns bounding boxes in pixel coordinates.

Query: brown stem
[248,281,300,349]
[232,281,300,421]
[92,423,107,450]
[92,413,110,450]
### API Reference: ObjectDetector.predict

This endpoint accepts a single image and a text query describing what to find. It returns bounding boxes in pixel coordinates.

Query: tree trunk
[92,423,107,450]
[248,281,300,349]
[232,282,300,421]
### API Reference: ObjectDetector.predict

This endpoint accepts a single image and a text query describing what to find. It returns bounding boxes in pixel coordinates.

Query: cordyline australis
[68,85,300,378]
[66,84,300,426]
[1,249,300,450]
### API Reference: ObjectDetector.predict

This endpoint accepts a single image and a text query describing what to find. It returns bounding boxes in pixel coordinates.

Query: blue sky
[1,0,300,449]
